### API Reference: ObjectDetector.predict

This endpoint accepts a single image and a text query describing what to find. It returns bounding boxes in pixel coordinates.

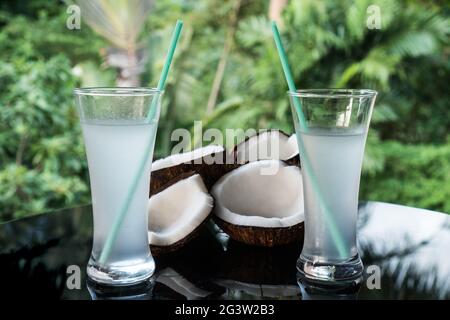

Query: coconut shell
[150,164,188,195]
[214,216,304,247]
[192,162,241,190]
[284,155,300,167]
[150,212,212,256]
[150,170,196,196]
[150,150,239,194]
[232,129,301,167]
[149,172,214,255]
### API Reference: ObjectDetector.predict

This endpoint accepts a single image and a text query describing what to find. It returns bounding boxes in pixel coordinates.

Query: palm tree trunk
[205,0,242,115]
[268,0,287,24]
[116,45,140,86]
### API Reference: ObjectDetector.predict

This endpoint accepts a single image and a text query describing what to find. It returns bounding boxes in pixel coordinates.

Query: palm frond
[236,16,271,48]
[345,0,371,42]
[70,0,154,49]
[386,31,437,57]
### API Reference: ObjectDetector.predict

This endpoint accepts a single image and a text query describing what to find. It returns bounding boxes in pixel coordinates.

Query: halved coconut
[211,160,304,247]
[150,145,237,193]
[233,130,299,165]
[148,173,213,254]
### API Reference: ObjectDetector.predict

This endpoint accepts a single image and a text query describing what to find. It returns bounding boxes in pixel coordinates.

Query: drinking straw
[271,21,347,258]
[99,20,184,265]
[147,20,184,121]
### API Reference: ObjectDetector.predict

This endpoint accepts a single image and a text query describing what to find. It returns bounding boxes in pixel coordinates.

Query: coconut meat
[212,160,303,228]
[148,174,213,246]
[152,145,224,171]
[235,131,298,163]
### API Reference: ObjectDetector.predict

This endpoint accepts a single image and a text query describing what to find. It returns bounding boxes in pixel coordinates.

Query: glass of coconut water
[288,89,376,284]
[74,88,162,286]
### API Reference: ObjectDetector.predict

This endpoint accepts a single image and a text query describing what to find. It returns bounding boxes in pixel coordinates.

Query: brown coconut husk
[285,154,300,167]
[214,216,304,247]
[193,162,241,190]
[150,164,189,195]
[150,148,238,195]
[150,170,196,196]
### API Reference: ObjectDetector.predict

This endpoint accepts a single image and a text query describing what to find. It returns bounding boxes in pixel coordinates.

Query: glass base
[297,272,362,300]
[87,277,155,300]
[87,255,155,286]
[296,253,363,284]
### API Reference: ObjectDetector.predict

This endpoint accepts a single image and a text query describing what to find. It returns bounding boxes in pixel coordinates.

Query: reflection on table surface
[0,202,449,300]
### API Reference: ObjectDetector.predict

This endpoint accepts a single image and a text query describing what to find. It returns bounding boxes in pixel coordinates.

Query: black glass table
[0,202,449,300]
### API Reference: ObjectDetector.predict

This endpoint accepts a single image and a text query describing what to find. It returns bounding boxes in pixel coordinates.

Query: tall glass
[74,88,162,286]
[288,89,376,283]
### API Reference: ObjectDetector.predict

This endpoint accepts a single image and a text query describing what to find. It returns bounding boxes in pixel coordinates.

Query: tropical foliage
[0,0,449,222]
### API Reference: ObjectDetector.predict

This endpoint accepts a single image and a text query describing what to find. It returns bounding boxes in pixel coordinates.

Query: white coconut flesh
[235,131,298,164]
[156,268,211,299]
[215,279,300,298]
[212,160,304,228]
[152,145,224,171]
[148,174,213,246]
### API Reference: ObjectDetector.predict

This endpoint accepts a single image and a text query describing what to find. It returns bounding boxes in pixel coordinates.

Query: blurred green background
[0,0,449,222]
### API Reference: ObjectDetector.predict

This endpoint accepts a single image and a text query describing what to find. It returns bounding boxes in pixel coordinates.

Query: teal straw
[271,21,347,258]
[99,20,184,265]
[148,20,184,121]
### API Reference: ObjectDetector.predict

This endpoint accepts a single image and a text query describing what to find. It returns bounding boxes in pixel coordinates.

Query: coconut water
[81,120,157,269]
[298,128,366,261]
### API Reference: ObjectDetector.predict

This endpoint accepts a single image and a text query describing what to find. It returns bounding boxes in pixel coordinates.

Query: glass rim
[73,87,163,97]
[288,89,377,98]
